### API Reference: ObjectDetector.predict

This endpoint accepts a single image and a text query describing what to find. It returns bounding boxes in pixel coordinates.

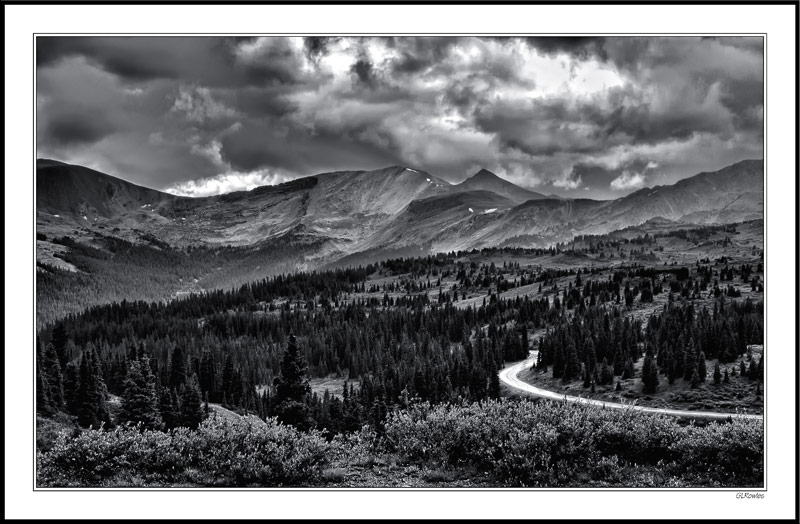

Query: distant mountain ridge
[36,158,763,264]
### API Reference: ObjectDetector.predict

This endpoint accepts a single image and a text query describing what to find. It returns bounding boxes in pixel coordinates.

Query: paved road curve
[499,352,763,421]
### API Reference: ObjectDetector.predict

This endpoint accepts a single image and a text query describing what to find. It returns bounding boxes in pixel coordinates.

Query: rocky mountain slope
[36,159,764,265]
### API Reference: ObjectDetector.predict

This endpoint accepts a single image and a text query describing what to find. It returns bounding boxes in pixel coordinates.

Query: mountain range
[36,158,764,267]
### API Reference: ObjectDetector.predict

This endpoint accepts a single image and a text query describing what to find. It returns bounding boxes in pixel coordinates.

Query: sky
[36,36,763,199]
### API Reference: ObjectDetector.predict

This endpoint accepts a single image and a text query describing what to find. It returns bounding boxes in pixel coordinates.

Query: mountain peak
[457,169,547,204]
[470,168,500,180]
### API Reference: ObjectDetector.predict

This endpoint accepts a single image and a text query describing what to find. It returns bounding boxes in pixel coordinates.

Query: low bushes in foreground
[37,414,330,487]
[383,399,763,487]
[37,399,763,488]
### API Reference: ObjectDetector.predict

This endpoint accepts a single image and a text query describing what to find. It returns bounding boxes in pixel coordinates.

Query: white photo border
[5,2,797,520]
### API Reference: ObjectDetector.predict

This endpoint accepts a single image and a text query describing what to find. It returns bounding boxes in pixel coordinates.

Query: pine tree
[43,344,65,411]
[119,358,163,430]
[622,358,635,380]
[696,351,707,382]
[36,358,51,415]
[169,346,187,389]
[179,375,205,429]
[273,332,312,429]
[641,353,659,394]
[748,359,759,380]
[562,340,580,383]
[63,362,80,414]
[683,343,697,382]
[713,362,722,385]
[723,368,730,383]
[664,346,677,384]
[488,361,501,399]
[582,365,591,388]
[50,322,69,371]
[199,350,217,402]
[599,358,613,385]
[76,350,111,429]
[690,368,701,389]
[757,356,763,382]
[159,387,178,430]
[552,343,565,379]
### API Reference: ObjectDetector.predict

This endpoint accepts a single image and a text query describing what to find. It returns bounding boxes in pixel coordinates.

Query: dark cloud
[526,37,608,61]
[44,108,115,146]
[36,36,764,196]
[303,36,339,64]
[37,36,299,87]
[350,56,380,89]
[388,37,461,75]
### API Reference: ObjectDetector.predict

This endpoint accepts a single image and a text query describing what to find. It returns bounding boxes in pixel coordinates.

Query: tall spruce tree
[641,353,659,394]
[169,346,187,390]
[36,358,51,415]
[76,350,111,429]
[696,351,707,382]
[50,322,69,371]
[119,358,163,430]
[179,375,205,430]
[159,387,178,430]
[273,332,312,429]
[63,361,80,414]
[43,344,65,412]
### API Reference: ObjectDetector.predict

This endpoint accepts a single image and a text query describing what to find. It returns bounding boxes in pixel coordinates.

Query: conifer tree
[599,358,613,385]
[42,343,65,412]
[50,322,69,371]
[119,358,163,430]
[622,358,635,380]
[63,362,80,414]
[747,359,759,380]
[179,375,205,429]
[273,332,312,429]
[169,346,187,390]
[76,350,111,429]
[488,361,501,399]
[159,387,178,430]
[713,362,722,385]
[683,343,697,382]
[690,368,701,389]
[641,353,659,394]
[36,359,51,415]
[199,350,217,402]
[696,351,707,382]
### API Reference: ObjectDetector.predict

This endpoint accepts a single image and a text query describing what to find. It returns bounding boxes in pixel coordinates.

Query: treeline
[647,299,764,367]
[535,297,764,392]
[37,288,555,432]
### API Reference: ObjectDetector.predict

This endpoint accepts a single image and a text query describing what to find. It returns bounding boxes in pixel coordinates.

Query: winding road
[500,352,763,421]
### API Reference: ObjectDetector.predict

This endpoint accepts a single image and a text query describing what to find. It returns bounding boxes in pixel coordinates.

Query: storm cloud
[36,36,763,198]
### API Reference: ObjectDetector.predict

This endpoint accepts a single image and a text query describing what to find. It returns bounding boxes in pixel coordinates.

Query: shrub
[37,414,331,487]
[669,418,763,485]
[383,399,763,487]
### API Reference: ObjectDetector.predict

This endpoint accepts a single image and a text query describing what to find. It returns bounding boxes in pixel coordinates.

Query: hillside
[36,158,764,323]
